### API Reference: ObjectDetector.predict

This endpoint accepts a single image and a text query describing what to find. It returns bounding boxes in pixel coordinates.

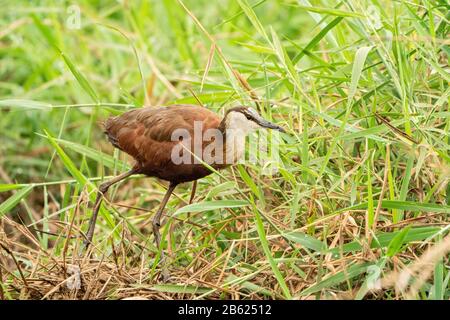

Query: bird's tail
[103,117,122,150]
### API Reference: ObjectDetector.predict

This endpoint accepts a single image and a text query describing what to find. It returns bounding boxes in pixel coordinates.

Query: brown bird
[84,104,285,279]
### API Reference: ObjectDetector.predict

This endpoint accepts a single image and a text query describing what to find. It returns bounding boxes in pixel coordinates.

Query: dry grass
[1,185,448,300]
[373,234,450,299]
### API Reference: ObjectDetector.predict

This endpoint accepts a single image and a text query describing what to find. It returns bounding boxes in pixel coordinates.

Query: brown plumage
[84,104,285,281]
[104,105,224,183]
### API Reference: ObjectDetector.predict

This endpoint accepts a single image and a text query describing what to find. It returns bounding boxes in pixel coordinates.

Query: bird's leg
[83,169,136,250]
[189,180,197,205]
[152,182,177,281]
[186,180,197,221]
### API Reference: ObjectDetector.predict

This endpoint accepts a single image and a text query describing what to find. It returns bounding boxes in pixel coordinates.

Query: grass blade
[386,226,411,257]
[292,17,344,64]
[283,231,326,252]
[60,51,99,103]
[44,130,116,231]
[37,134,130,170]
[0,184,26,193]
[0,185,34,217]
[253,203,292,299]
[173,200,249,216]
[0,99,52,110]
[299,262,373,296]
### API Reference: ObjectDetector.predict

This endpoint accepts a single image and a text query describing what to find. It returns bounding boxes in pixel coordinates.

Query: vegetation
[0,0,449,299]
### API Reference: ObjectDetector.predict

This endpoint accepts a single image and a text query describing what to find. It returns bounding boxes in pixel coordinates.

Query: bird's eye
[245,114,252,120]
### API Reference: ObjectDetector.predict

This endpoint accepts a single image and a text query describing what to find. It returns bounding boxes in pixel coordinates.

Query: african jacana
[84,104,285,279]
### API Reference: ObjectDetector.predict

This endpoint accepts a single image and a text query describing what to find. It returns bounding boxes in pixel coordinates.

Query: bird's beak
[255,116,286,133]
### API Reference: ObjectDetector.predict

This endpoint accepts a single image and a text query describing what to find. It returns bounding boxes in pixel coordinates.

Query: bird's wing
[104,105,221,165]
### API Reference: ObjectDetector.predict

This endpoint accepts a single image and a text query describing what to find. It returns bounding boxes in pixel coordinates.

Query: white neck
[223,112,259,164]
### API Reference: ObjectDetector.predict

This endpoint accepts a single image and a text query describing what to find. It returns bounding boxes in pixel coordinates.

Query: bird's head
[223,106,285,134]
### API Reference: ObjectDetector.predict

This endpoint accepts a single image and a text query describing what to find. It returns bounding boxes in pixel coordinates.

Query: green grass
[0,0,449,300]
